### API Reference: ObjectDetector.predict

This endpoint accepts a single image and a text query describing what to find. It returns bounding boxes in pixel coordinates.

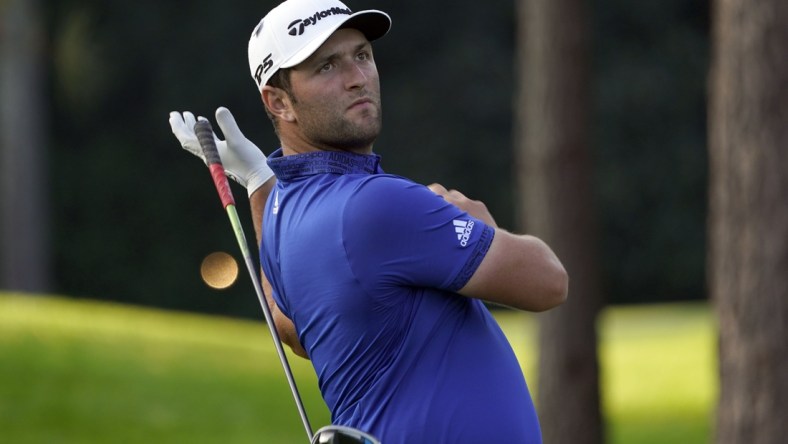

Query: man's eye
[319,63,333,73]
[357,52,370,61]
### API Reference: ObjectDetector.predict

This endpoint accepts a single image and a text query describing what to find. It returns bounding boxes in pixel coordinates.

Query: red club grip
[194,120,235,208]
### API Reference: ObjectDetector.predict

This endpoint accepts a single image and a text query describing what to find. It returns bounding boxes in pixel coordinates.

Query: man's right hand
[169,107,274,196]
[427,183,498,228]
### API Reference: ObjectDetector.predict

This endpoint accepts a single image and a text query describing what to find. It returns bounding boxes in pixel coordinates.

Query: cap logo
[286,7,352,36]
[254,54,274,86]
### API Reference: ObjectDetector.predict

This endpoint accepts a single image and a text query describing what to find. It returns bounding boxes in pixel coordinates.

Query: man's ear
[262,86,296,122]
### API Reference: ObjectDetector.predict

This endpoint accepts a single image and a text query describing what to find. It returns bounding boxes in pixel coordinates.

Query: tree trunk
[709,0,788,443]
[515,0,603,443]
[0,0,51,292]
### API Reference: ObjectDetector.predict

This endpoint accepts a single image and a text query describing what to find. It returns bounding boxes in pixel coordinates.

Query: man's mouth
[348,98,374,110]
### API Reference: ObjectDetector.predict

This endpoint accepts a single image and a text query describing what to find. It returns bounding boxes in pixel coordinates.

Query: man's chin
[330,129,380,152]
[348,117,382,144]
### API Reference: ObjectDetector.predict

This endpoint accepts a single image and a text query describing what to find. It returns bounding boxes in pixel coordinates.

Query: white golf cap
[248,0,391,92]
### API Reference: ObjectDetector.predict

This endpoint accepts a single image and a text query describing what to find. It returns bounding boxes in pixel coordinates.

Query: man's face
[287,28,382,152]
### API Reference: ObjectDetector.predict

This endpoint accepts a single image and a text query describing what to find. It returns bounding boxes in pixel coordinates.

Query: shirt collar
[267,148,384,182]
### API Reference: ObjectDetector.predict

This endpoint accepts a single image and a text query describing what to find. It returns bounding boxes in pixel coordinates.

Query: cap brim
[280,10,391,69]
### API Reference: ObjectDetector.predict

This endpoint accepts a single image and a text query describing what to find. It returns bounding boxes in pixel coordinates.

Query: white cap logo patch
[287,7,352,36]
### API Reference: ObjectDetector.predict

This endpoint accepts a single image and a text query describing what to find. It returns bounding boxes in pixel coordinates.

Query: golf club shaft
[194,120,313,441]
[225,203,313,441]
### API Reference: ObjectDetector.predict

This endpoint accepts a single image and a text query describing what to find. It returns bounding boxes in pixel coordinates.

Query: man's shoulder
[344,172,412,186]
[341,174,432,210]
[343,173,423,198]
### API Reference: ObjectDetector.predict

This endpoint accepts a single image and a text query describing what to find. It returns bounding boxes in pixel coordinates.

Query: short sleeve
[341,176,494,294]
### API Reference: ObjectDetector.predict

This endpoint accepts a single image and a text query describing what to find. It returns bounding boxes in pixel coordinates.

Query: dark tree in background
[708,0,788,442]
[516,0,603,442]
[0,0,52,292]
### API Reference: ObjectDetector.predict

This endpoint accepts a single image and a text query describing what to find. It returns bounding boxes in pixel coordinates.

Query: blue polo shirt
[262,149,541,443]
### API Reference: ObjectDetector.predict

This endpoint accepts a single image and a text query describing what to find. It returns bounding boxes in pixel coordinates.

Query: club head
[311,425,382,444]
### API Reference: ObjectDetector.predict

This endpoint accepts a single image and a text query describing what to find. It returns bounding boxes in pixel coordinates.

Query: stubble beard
[294,94,383,152]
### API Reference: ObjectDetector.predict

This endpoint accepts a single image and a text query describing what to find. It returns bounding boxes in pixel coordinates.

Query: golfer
[170,0,568,442]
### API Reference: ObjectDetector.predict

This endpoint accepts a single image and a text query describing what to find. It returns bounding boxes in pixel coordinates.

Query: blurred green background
[2,0,714,442]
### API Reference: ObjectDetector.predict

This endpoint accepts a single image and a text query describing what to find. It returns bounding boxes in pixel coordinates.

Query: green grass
[598,304,716,443]
[0,293,716,443]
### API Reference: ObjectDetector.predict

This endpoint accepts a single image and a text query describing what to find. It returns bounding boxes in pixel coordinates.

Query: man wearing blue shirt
[170,0,567,442]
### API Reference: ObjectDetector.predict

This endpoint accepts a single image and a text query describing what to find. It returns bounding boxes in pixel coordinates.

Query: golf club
[193,120,381,444]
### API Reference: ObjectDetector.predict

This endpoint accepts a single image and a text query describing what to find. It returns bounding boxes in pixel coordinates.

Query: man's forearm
[250,178,276,245]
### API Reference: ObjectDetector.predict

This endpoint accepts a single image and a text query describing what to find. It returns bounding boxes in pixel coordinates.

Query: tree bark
[0,0,51,292]
[515,0,603,443]
[709,0,788,443]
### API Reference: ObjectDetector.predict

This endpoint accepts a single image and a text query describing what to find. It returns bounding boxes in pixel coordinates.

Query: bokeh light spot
[200,251,239,290]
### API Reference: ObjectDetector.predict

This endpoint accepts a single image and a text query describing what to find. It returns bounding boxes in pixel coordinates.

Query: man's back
[261,150,542,443]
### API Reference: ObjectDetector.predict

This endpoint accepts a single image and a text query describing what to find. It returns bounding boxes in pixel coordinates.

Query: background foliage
[44,0,708,317]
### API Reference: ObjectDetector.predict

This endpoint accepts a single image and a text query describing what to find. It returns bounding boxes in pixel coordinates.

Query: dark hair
[267,67,293,95]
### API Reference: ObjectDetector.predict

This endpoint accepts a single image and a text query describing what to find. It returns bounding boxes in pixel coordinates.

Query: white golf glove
[169,106,274,196]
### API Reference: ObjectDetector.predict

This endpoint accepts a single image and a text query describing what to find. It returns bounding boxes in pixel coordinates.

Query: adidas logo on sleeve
[453,219,475,247]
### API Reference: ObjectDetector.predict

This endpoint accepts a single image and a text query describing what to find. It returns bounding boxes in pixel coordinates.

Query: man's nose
[345,63,368,90]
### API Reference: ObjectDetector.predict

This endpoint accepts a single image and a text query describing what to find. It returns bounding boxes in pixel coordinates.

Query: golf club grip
[194,120,235,208]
